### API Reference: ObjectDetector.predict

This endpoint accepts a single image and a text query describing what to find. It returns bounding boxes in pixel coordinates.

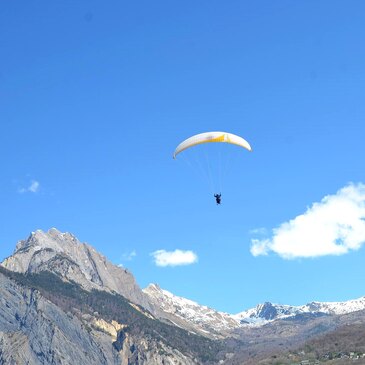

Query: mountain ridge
[3,228,365,364]
[3,228,365,334]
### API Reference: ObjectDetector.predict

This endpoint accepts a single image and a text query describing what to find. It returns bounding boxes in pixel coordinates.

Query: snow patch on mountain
[143,284,240,332]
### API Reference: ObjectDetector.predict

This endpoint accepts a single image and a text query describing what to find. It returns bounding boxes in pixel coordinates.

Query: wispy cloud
[249,227,268,236]
[18,180,40,194]
[151,249,198,267]
[250,183,365,259]
[122,250,137,261]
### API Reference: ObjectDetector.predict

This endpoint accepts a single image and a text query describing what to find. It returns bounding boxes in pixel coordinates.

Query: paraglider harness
[214,193,222,205]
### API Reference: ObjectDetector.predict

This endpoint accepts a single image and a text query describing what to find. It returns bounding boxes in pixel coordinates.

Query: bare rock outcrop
[1,228,151,311]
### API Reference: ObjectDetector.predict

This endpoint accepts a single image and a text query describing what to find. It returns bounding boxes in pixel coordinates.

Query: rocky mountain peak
[15,228,78,252]
[146,283,161,292]
[2,228,151,310]
[255,302,278,320]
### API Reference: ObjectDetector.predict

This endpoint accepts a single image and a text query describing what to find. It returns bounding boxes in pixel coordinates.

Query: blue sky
[1,1,365,313]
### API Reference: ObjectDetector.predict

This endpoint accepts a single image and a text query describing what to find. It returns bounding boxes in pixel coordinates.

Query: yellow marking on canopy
[210,134,226,143]
[173,134,226,158]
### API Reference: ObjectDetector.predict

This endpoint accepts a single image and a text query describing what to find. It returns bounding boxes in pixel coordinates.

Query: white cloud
[19,180,40,194]
[250,183,365,259]
[151,249,198,267]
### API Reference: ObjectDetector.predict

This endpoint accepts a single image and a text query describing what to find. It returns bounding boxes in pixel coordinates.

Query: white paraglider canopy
[173,131,252,159]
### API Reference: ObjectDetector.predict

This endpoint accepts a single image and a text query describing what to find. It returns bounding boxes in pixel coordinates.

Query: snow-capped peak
[234,296,365,326]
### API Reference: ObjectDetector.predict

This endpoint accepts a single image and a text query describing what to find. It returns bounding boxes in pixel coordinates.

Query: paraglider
[214,193,222,205]
[173,131,252,205]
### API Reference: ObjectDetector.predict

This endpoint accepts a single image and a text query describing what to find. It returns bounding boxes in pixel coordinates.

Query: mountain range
[1,228,365,364]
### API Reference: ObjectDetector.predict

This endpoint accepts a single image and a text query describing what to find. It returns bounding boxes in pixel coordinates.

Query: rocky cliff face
[1,228,151,311]
[0,269,115,365]
[0,268,207,365]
